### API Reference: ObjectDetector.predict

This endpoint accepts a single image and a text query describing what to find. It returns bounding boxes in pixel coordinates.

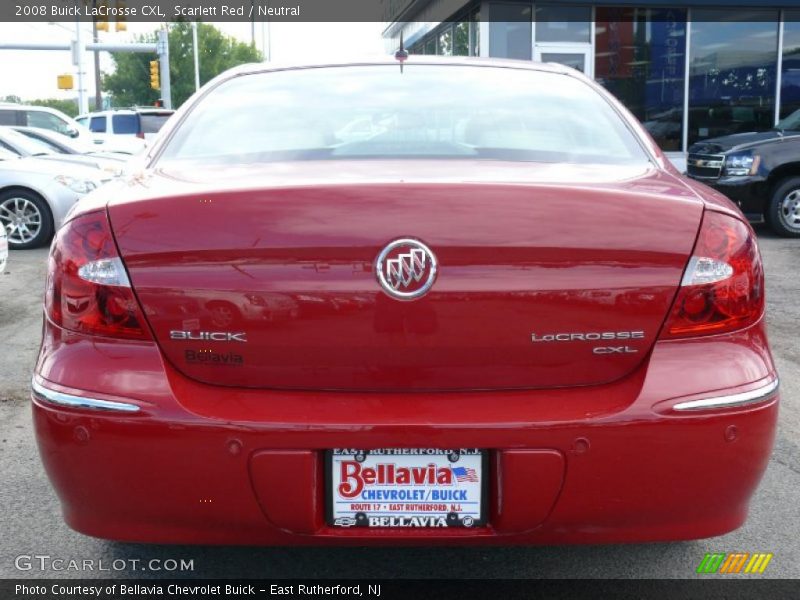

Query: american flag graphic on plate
[452,466,479,482]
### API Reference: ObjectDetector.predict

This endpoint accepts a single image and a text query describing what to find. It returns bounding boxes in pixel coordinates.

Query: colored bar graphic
[697,552,773,574]
[697,553,726,574]
[719,553,749,574]
[745,553,773,574]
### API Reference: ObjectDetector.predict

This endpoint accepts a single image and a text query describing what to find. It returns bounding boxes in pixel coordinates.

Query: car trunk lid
[108,161,702,391]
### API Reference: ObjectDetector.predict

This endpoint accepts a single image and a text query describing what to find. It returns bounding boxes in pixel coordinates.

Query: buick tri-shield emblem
[375,238,438,300]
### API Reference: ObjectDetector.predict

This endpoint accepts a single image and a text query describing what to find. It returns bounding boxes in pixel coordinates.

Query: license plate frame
[326,449,488,528]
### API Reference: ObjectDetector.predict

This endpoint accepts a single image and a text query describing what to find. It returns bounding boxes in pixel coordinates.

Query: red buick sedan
[33,58,778,544]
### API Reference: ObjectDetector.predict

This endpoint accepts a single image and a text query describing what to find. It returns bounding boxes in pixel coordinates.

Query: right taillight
[660,210,764,339]
[45,210,151,340]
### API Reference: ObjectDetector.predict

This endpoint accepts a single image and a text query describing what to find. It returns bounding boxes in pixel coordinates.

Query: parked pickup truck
[687,109,800,237]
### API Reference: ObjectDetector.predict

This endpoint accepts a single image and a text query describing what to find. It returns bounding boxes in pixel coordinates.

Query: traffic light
[115,1,127,31]
[149,60,160,90]
[95,1,109,32]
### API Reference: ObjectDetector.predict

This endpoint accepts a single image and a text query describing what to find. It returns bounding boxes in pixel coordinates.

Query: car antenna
[395,32,408,73]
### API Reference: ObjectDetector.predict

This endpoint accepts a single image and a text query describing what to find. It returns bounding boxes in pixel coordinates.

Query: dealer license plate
[328,448,486,528]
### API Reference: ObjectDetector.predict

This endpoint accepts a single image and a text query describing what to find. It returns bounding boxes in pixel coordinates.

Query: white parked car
[0,147,111,249]
[76,108,174,154]
[12,125,126,158]
[0,103,99,148]
[0,126,124,177]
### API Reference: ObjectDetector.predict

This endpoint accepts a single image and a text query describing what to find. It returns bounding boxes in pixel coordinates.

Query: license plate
[327,449,486,528]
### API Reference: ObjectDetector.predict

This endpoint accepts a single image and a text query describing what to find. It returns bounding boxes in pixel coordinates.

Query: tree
[26,98,79,117]
[103,23,262,109]
[2,95,78,116]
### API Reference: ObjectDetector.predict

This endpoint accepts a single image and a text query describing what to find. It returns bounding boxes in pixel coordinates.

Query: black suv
[687,109,800,237]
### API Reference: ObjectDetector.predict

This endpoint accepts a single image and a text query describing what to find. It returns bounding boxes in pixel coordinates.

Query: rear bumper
[32,319,779,545]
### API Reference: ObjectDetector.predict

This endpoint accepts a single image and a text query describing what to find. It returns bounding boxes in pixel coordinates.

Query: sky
[0,21,387,100]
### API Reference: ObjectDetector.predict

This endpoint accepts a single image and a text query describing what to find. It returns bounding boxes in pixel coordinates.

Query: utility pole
[192,21,200,91]
[74,17,88,114]
[92,0,101,110]
[157,27,171,109]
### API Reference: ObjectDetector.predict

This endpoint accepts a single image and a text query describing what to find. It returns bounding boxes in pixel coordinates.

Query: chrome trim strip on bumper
[30,375,779,415]
[674,379,779,411]
[31,379,141,413]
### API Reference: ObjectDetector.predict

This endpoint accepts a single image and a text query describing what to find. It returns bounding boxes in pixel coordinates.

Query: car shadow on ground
[99,539,705,579]
[753,224,781,240]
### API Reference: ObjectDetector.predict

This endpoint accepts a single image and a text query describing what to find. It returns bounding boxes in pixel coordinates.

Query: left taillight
[45,211,151,340]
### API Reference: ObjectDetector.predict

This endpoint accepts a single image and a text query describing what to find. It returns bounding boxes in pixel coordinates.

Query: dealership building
[383,1,800,166]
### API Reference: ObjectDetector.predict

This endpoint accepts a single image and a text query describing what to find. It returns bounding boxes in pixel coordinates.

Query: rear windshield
[19,132,64,153]
[112,114,139,135]
[1,127,55,156]
[0,110,18,126]
[140,113,171,133]
[159,65,649,166]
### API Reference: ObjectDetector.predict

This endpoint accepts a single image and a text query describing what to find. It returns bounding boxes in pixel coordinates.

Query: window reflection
[689,11,779,145]
[535,6,591,43]
[489,3,532,60]
[439,28,453,56]
[470,9,480,57]
[454,21,469,56]
[595,8,687,151]
[407,8,479,58]
[781,11,800,119]
[541,53,586,74]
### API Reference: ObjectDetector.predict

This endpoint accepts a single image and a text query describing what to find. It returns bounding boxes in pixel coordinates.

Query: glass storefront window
[489,3,532,60]
[404,7,478,60]
[470,8,480,57]
[689,11,779,146]
[541,52,588,74]
[781,11,800,120]
[439,28,453,56]
[454,21,469,56]
[595,8,687,151]
[535,5,591,43]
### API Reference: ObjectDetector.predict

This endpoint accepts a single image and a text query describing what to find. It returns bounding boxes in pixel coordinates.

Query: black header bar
[5,1,800,23]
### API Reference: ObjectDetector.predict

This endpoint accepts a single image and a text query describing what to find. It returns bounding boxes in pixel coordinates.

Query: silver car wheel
[0,196,43,245]
[780,189,800,233]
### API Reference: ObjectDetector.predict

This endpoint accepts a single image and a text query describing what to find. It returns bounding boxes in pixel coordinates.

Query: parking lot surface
[1,228,798,579]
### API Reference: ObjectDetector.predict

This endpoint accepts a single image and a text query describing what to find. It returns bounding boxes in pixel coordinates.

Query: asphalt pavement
[0,227,798,579]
